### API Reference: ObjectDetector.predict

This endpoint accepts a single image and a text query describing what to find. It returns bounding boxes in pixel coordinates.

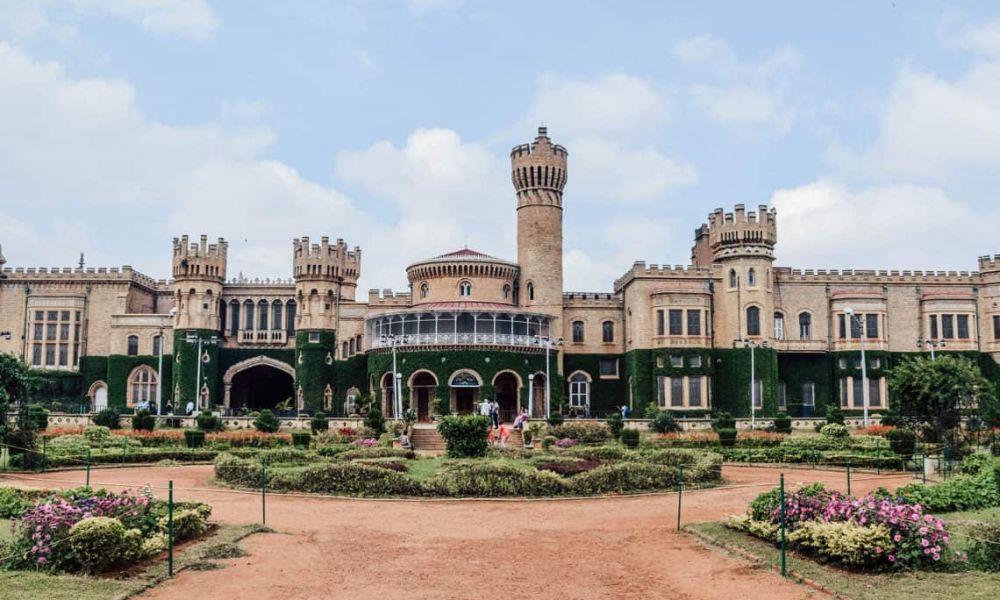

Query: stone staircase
[410,425,526,453]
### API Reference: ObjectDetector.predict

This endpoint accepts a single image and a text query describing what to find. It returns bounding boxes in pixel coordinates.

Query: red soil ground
[1,465,914,600]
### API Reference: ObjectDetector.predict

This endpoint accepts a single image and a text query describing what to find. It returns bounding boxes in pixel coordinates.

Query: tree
[890,355,997,444]
[0,354,29,447]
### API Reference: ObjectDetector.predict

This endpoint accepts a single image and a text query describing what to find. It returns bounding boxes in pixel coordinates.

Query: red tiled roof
[434,248,495,259]
[416,301,521,311]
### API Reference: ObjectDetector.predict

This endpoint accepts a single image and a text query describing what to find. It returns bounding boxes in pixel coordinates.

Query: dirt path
[0,465,915,600]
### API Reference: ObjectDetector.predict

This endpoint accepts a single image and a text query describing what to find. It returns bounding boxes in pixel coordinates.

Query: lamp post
[380,333,411,419]
[527,373,535,417]
[185,332,218,411]
[533,335,563,419]
[916,337,945,359]
[156,326,164,416]
[734,338,768,429]
[844,307,870,427]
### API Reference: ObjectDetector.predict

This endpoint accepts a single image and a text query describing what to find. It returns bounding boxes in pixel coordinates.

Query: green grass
[690,521,1000,600]
[0,523,269,600]
[0,519,12,543]
[406,457,444,481]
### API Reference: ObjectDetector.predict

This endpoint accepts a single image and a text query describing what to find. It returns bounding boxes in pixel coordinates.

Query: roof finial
[78,252,85,270]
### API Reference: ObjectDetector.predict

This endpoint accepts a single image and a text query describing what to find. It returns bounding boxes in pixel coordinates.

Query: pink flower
[933,553,940,561]
[888,555,896,562]
[893,534,902,542]
[919,526,928,535]
[875,547,883,554]
[921,538,930,547]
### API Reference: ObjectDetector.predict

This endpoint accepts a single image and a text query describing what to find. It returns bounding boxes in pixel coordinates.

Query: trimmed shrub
[967,522,1000,571]
[649,411,681,434]
[93,408,121,430]
[820,423,849,439]
[713,411,735,431]
[896,471,1000,512]
[28,404,49,431]
[426,462,568,497]
[572,462,680,495]
[337,447,416,461]
[310,411,329,433]
[213,453,263,488]
[184,430,206,448]
[620,428,640,448]
[196,411,223,433]
[364,406,385,434]
[787,520,892,567]
[83,425,112,446]
[68,516,128,573]
[825,404,845,425]
[254,409,280,433]
[564,444,631,461]
[291,432,311,448]
[541,435,557,450]
[546,413,565,427]
[131,409,155,432]
[772,412,792,434]
[717,428,737,447]
[606,412,624,439]
[269,462,422,496]
[437,415,490,458]
[536,459,602,476]
[160,509,208,541]
[886,428,916,456]
[547,421,611,443]
[315,444,350,458]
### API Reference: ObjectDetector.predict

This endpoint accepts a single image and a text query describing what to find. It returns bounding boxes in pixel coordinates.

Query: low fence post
[846,461,852,496]
[86,449,91,487]
[921,450,926,485]
[168,480,174,577]
[41,436,47,473]
[122,438,128,464]
[779,473,787,577]
[676,465,684,532]
[261,459,267,526]
[876,445,881,475]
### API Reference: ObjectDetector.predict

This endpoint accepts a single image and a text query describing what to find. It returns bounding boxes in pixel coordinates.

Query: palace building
[3,126,1000,422]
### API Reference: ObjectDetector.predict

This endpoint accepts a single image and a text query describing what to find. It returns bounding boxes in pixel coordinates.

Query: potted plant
[431,397,445,421]
[526,422,545,449]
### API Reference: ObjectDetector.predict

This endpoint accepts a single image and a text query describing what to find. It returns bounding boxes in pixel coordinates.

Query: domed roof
[407,247,517,269]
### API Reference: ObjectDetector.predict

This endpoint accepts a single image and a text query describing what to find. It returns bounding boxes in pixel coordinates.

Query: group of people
[131,399,197,416]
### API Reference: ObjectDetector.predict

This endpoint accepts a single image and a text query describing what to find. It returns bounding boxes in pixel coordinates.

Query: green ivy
[294,330,337,414]
[171,329,219,409]
[107,355,173,410]
[563,353,626,416]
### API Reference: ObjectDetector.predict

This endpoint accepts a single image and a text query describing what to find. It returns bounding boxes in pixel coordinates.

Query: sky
[2,1,1000,295]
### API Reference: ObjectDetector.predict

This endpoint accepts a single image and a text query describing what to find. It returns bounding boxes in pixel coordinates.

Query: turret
[514,127,566,334]
[292,236,361,330]
[703,204,777,262]
[171,235,227,330]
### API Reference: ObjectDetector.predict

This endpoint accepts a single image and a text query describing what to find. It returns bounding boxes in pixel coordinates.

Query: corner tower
[513,126,566,329]
[292,236,361,414]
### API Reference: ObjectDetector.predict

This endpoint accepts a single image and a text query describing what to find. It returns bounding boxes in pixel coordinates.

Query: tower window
[773,312,784,340]
[420,283,429,299]
[526,282,534,301]
[127,335,139,356]
[748,268,756,287]
[799,312,811,339]
[729,269,737,288]
[502,284,511,300]
[602,321,614,343]
[746,306,760,337]
[572,321,585,343]
[459,281,472,297]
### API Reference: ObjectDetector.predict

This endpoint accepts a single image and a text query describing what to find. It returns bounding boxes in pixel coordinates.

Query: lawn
[0,519,12,543]
[0,523,268,600]
[689,517,1000,600]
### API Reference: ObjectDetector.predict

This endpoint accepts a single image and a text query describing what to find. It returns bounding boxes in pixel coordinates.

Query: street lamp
[734,338,768,429]
[380,333,411,419]
[159,308,177,416]
[916,337,945,359]
[185,331,218,411]
[844,307,870,427]
[533,335,563,419]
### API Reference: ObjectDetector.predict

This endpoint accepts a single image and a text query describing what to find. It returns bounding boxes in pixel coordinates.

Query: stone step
[409,426,529,451]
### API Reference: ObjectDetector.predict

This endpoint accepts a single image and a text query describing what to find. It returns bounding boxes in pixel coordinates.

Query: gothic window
[929,314,938,339]
[459,281,472,297]
[127,335,139,356]
[285,300,297,336]
[941,314,954,339]
[687,310,701,336]
[502,284,511,300]
[229,301,240,336]
[258,300,269,330]
[774,312,785,340]
[243,300,255,330]
[569,372,590,408]
[688,377,702,407]
[729,269,737,288]
[748,268,756,287]
[668,309,683,335]
[656,310,665,336]
[127,365,157,407]
[957,314,970,339]
[526,282,534,301]
[746,306,761,336]
[420,283,429,299]
[272,301,283,331]
[799,312,811,339]
[866,313,879,339]
[602,321,614,343]
[152,335,162,356]
[572,321,585,343]
[993,315,1000,340]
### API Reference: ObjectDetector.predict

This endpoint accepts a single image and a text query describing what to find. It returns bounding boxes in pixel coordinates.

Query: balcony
[367,304,555,351]
[236,329,288,345]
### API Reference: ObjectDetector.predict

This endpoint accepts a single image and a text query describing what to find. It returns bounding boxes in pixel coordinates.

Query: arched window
[285,300,296,336]
[243,300,255,330]
[799,312,812,339]
[748,268,756,287]
[572,320,585,343]
[229,301,240,336]
[152,335,162,356]
[602,321,614,343]
[342,341,349,357]
[526,282,534,301]
[746,306,761,336]
[127,365,157,407]
[502,284,511,300]
[271,300,283,331]
[258,299,269,330]
[773,312,784,340]
[420,283,429,299]
[569,372,590,408]
[349,337,356,355]
[459,281,472,297]
[729,269,737,288]
[127,335,139,356]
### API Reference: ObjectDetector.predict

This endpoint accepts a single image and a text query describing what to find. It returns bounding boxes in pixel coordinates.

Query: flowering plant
[338,426,359,437]
[855,424,894,437]
[554,438,578,448]
[206,430,292,448]
[351,437,378,448]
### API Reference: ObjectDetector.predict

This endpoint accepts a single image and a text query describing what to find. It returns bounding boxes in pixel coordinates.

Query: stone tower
[978,254,1000,363]
[292,236,361,414]
[513,126,566,333]
[171,235,228,409]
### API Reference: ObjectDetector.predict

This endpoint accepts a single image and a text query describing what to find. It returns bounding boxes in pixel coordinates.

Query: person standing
[479,397,492,420]
[490,399,500,428]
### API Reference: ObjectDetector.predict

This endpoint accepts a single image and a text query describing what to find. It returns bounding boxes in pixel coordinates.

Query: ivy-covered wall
[334,353,369,416]
[107,354,174,410]
[712,347,780,418]
[79,356,108,395]
[172,329,219,409]
[624,348,715,416]
[563,353,627,416]
[777,353,834,418]
[295,330,336,414]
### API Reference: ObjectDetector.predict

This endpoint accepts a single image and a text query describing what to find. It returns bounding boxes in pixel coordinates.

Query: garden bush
[571,462,680,495]
[541,435,557,450]
[268,461,422,496]
[426,462,568,497]
[772,412,792,434]
[213,453,264,488]
[563,444,631,461]
[254,409,280,433]
[291,431,311,448]
[84,425,112,446]
[787,520,892,567]
[820,423,850,439]
[206,431,291,448]
[0,487,37,518]
[717,428,737,447]
[536,459,602,476]
[68,516,131,573]
[437,415,490,458]
[336,447,416,461]
[620,428,640,448]
[196,411,223,432]
[28,404,49,431]
[896,470,1000,512]
[606,411,624,439]
[826,404,845,425]
[315,444,350,458]
[649,411,682,434]
[713,411,735,431]
[547,421,611,443]
[364,406,385,434]
[131,409,156,432]
[163,508,209,540]
[546,413,564,427]
[93,408,121,429]
[886,427,916,456]
[310,411,329,433]
[184,430,206,448]
[967,522,1000,571]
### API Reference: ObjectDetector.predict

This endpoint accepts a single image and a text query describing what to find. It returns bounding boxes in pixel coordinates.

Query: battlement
[775,266,979,284]
[292,236,361,282]
[978,255,1000,274]
[171,235,227,281]
[511,126,568,197]
[367,288,412,306]
[1,265,164,289]
[613,261,713,292]
[700,204,777,261]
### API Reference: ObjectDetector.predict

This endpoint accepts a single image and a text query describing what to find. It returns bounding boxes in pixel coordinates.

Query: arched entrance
[381,372,396,418]
[89,381,108,412]
[223,356,296,414]
[230,365,294,412]
[409,371,438,422]
[531,373,546,418]
[449,369,481,415]
[493,371,521,423]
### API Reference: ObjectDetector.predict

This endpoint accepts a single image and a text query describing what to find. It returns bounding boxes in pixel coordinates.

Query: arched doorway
[449,370,481,415]
[89,381,108,412]
[493,371,520,423]
[381,372,396,418]
[531,373,546,418]
[230,365,294,412]
[409,371,437,422]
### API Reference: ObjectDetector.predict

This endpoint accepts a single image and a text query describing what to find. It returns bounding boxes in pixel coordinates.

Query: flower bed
[0,487,211,574]
[727,484,956,571]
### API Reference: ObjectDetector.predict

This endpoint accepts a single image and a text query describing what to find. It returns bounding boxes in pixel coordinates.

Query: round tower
[171,235,227,410]
[513,126,566,330]
[292,236,361,415]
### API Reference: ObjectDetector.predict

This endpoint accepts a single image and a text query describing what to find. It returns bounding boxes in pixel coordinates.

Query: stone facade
[2,126,1000,421]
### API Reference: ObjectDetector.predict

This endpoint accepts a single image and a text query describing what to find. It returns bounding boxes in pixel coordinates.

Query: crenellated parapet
[292,236,361,283]
[701,204,777,262]
[367,288,412,307]
[2,265,164,290]
[978,255,1000,276]
[775,267,979,284]
[511,126,567,209]
[613,261,712,293]
[562,292,623,308]
[172,235,227,282]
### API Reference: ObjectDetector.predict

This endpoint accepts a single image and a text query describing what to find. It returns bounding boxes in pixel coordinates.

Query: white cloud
[673,35,802,134]
[569,137,698,202]
[564,216,684,292]
[403,0,465,15]
[0,0,217,42]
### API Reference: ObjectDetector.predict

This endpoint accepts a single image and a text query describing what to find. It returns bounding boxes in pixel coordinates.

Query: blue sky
[2,1,1000,294]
